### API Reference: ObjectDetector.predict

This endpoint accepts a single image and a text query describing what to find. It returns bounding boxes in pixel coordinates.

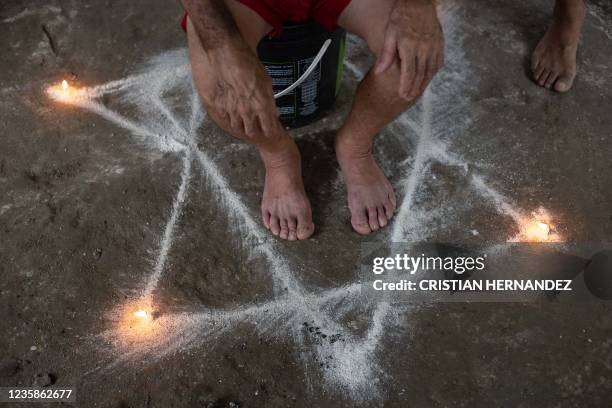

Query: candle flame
[512,208,561,242]
[134,309,148,318]
[47,79,82,103]
[111,300,184,351]
[116,302,158,345]
[524,220,552,242]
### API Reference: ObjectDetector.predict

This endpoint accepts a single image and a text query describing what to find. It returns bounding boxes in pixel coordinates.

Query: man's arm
[181,0,244,52]
[181,0,279,139]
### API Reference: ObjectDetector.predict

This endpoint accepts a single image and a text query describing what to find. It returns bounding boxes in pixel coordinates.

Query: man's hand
[374,0,444,100]
[182,0,280,140]
[207,46,280,140]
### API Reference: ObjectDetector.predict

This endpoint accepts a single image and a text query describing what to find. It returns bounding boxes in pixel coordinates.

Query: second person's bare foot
[532,0,585,92]
[336,131,396,235]
[260,139,314,241]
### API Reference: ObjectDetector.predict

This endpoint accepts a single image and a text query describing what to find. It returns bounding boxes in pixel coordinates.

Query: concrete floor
[1,0,612,407]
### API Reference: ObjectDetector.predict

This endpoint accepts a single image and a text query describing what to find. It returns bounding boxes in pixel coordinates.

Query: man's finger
[238,101,258,138]
[419,55,435,95]
[398,47,416,99]
[408,51,427,99]
[228,109,243,136]
[255,100,276,136]
[215,102,228,124]
[240,106,256,138]
[253,88,277,135]
[375,32,398,75]
[224,91,240,132]
[258,112,275,137]
[436,47,445,71]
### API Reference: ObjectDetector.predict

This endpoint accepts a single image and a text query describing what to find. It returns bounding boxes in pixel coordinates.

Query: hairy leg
[337,0,433,235]
[187,0,314,240]
[532,0,586,92]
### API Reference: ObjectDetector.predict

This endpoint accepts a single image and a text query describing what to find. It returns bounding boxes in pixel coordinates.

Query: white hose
[273,38,332,99]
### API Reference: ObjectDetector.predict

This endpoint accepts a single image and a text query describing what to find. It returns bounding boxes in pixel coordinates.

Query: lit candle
[116,303,156,344]
[523,220,552,242]
[134,309,148,318]
[514,209,561,242]
[48,79,80,103]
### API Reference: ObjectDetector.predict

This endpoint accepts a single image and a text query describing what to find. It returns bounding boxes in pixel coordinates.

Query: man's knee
[345,0,440,102]
[201,97,285,146]
[187,25,282,144]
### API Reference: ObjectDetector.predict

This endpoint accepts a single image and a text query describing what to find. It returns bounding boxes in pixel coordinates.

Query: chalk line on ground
[53,2,561,398]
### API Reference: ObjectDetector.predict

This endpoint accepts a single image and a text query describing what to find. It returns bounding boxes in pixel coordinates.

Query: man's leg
[532,0,586,92]
[187,0,314,240]
[337,0,434,234]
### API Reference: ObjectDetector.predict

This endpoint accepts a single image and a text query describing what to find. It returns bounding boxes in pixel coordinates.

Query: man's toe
[531,57,541,73]
[351,210,372,235]
[270,216,281,236]
[545,72,558,89]
[279,219,289,240]
[296,216,314,240]
[383,203,394,220]
[538,70,549,86]
[377,206,388,227]
[554,74,575,93]
[367,207,380,232]
[534,66,545,82]
[262,209,271,230]
[288,218,298,241]
[388,191,397,209]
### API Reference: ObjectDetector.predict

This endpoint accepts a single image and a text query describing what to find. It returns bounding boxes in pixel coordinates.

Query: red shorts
[181,0,351,36]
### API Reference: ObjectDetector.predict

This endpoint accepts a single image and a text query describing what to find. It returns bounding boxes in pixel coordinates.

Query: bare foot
[260,139,314,241]
[336,132,396,235]
[532,0,585,92]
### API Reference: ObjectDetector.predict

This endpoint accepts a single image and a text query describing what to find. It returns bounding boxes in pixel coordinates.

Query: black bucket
[257,22,346,129]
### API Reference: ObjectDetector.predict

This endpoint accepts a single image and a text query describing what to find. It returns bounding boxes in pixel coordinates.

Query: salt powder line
[357,90,437,378]
[85,64,191,99]
[70,97,186,153]
[470,173,523,223]
[192,132,324,391]
[391,89,434,243]
[143,151,193,298]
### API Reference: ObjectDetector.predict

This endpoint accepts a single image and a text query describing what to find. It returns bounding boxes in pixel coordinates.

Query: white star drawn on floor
[48,5,556,398]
